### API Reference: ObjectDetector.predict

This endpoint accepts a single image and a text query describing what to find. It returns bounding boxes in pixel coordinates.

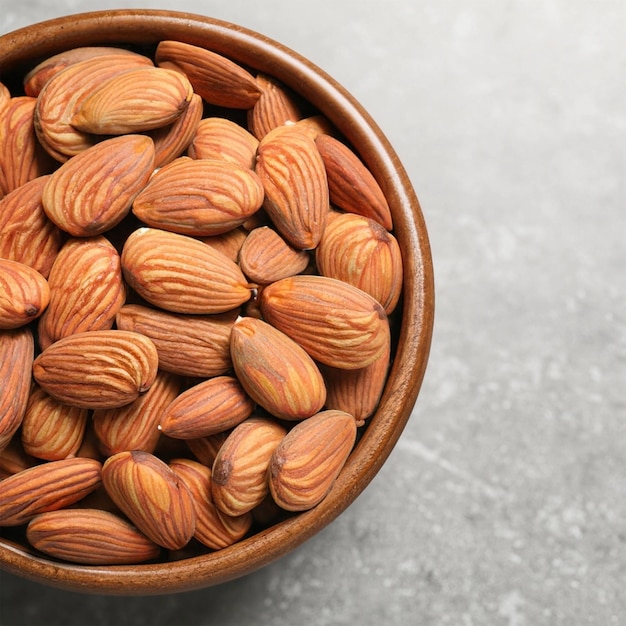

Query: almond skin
[314,133,393,230]
[71,66,193,135]
[37,236,126,350]
[230,317,326,421]
[0,259,50,330]
[255,127,329,250]
[170,458,252,550]
[159,375,255,440]
[26,508,161,565]
[0,457,102,526]
[101,450,197,550]
[260,274,390,370]
[0,327,34,451]
[132,156,264,236]
[121,227,251,314]
[116,304,237,378]
[155,40,261,109]
[268,409,357,512]
[42,134,155,237]
[211,417,287,517]
[32,330,159,410]
[0,175,63,278]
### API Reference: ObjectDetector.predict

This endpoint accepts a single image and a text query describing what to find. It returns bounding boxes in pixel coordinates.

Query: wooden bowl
[0,9,434,594]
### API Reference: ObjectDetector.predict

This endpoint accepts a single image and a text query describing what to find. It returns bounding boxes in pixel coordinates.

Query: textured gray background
[1,1,625,625]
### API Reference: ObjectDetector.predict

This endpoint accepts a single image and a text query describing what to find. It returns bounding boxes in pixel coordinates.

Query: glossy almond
[256,127,329,250]
[132,156,264,236]
[314,133,393,230]
[26,508,161,565]
[155,40,261,109]
[92,370,182,456]
[121,227,251,314]
[0,457,102,526]
[37,236,126,350]
[170,458,252,550]
[268,410,357,512]
[247,74,301,140]
[71,66,193,135]
[316,212,403,314]
[211,417,287,517]
[101,450,197,550]
[238,226,310,285]
[188,117,259,170]
[230,317,326,420]
[159,375,255,440]
[34,54,154,161]
[260,275,390,369]
[32,330,159,410]
[0,176,63,278]
[0,259,50,329]
[21,384,89,461]
[0,327,34,451]
[42,134,155,236]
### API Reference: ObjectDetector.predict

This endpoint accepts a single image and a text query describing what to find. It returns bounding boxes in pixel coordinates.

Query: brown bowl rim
[0,8,435,595]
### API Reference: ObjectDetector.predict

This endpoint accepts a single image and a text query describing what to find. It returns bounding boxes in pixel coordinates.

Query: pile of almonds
[0,40,403,565]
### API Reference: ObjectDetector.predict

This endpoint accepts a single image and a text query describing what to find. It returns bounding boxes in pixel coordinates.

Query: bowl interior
[0,9,434,594]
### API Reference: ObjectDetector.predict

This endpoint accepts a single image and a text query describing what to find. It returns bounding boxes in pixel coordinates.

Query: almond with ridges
[247,74,301,140]
[121,227,251,314]
[230,317,326,421]
[186,431,229,468]
[0,436,40,479]
[211,417,287,517]
[198,227,248,263]
[32,330,158,410]
[260,274,390,369]
[26,508,161,565]
[0,457,102,526]
[268,410,357,512]
[101,450,197,550]
[0,259,50,329]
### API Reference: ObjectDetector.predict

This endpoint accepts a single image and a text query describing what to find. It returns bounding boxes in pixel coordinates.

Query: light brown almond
[42,134,155,237]
[260,274,390,369]
[211,417,287,517]
[159,375,255,439]
[230,317,326,420]
[268,409,357,512]
[101,450,197,550]
[198,226,248,263]
[0,259,50,329]
[132,156,264,236]
[32,330,159,410]
[121,227,251,314]
[185,431,229,468]
[0,457,102,526]
[37,236,126,350]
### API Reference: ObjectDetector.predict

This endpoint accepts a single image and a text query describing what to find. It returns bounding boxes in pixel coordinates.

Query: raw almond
[211,417,287,517]
[198,226,248,263]
[230,317,326,420]
[132,156,264,236]
[0,436,40,479]
[255,126,329,250]
[155,40,261,109]
[159,375,255,439]
[0,259,50,329]
[260,274,390,369]
[0,457,102,526]
[21,384,89,461]
[121,227,251,314]
[170,458,252,550]
[26,508,161,565]
[268,409,357,512]
[42,134,155,237]
[71,66,193,135]
[37,236,126,350]
[32,330,158,409]
[0,327,34,451]
[101,450,197,550]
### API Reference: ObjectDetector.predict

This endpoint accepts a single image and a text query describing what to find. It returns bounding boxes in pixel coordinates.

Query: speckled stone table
[1,1,625,624]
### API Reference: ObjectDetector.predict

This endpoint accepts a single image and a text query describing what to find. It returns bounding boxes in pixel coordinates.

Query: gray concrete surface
[1,1,625,624]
